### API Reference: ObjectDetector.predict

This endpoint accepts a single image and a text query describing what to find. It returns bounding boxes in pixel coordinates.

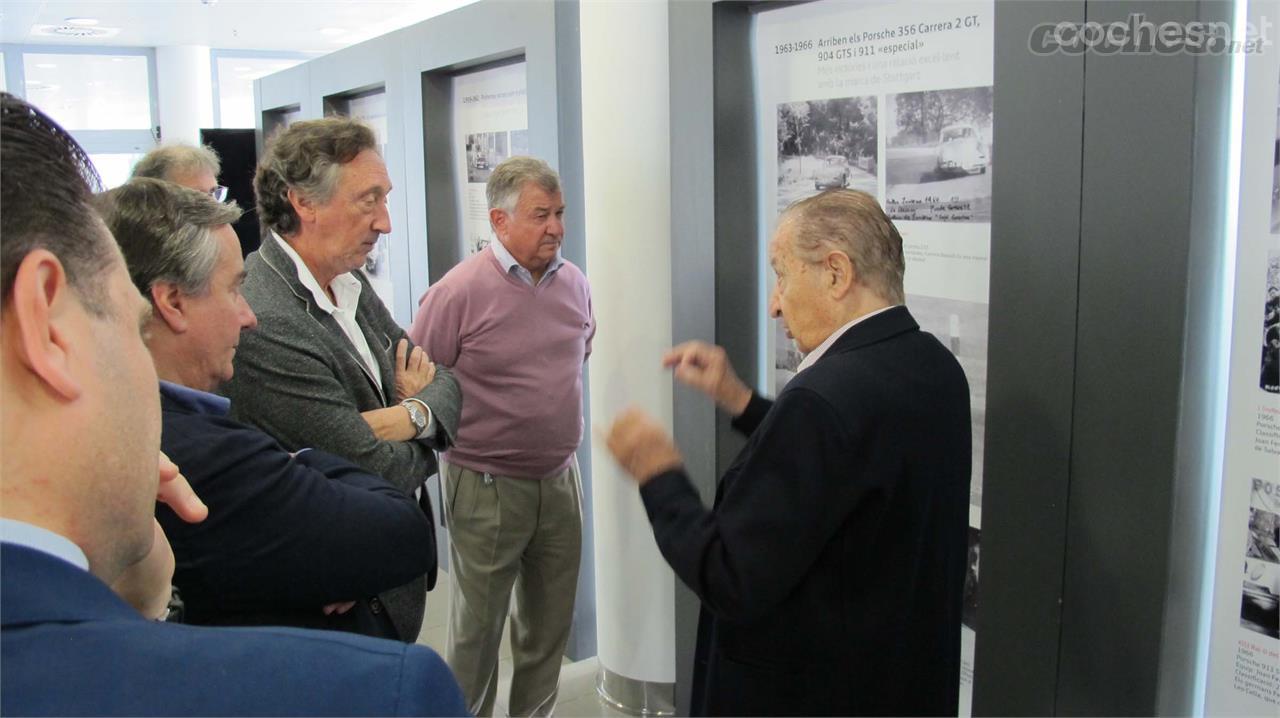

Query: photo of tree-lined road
[776,96,878,215]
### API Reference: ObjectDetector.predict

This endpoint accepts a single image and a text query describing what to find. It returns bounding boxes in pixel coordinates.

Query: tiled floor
[415,572,628,717]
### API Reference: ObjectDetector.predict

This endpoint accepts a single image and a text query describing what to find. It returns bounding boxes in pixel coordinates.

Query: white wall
[581,0,676,684]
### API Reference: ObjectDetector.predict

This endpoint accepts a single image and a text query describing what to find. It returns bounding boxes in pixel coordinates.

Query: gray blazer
[225,232,461,641]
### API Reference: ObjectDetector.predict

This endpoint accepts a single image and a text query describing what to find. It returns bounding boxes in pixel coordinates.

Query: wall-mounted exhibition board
[753,4,993,711]
[449,59,529,258]
[671,0,1237,715]
[1204,0,1280,713]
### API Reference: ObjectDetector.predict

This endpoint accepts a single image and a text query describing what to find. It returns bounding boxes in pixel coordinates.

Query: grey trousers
[443,459,583,717]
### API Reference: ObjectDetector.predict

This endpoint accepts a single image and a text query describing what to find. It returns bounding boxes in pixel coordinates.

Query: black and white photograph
[885,86,993,223]
[775,95,878,216]
[510,128,529,158]
[907,294,989,509]
[1271,73,1279,234]
[1242,478,1280,638]
[1263,251,1279,393]
[465,131,510,183]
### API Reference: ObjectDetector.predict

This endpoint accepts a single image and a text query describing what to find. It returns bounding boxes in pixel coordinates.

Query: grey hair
[779,189,906,304]
[486,156,561,214]
[131,143,221,182]
[93,177,243,297]
[255,117,378,236]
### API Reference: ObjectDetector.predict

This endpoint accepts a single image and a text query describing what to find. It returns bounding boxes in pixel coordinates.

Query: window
[4,46,158,191]
[88,152,148,190]
[23,53,152,130]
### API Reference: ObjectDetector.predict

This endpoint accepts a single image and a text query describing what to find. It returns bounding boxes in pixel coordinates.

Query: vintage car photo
[936,123,988,176]
[814,155,851,189]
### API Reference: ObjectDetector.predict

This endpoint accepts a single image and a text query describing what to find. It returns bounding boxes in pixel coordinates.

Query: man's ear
[6,250,85,401]
[489,208,508,238]
[148,282,187,334]
[826,250,856,298]
[287,187,316,225]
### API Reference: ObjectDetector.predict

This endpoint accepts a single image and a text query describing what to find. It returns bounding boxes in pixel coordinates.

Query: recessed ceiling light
[63,17,99,26]
[32,24,119,38]
[319,27,346,36]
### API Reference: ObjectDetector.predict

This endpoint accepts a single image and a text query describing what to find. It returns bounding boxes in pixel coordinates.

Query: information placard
[1205,2,1280,713]
[755,2,993,712]
[449,62,528,256]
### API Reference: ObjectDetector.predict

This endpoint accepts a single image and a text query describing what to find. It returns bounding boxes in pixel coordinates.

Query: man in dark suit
[224,117,461,643]
[607,189,971,716]
[0,92,466,716]
[94,177,437,638]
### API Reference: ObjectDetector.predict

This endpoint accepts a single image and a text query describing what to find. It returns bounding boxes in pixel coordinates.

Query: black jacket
[156,382,435,640]
[641,306,972,716]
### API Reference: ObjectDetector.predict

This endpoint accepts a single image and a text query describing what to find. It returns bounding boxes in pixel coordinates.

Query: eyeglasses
[209,185,229,203]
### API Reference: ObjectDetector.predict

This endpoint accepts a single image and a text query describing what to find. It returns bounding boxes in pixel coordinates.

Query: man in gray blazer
[224,117,461,643]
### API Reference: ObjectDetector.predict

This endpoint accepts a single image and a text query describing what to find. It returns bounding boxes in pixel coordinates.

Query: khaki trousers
[443,459,583,717]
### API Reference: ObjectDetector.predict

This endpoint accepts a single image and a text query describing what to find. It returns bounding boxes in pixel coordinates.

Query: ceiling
[0,0,479,54]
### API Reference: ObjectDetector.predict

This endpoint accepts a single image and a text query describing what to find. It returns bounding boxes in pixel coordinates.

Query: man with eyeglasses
[132,143,229,202]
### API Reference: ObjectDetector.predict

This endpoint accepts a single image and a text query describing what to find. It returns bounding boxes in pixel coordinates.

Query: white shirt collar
[273,231,363,315]
[273,232,382,392]
[796,305,900,373]
[0,518,89,570]
[490,238,565,286]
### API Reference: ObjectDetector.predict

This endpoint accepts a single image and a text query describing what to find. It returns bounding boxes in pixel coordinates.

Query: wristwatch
[401,399,428,436]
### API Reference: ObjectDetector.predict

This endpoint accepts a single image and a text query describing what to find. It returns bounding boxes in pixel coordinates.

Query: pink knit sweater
[408,248,594,479]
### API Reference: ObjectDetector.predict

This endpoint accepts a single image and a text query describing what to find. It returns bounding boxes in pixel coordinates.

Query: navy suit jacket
[640,307,971,716]
[157,382,434,638]
[0,543,467,716]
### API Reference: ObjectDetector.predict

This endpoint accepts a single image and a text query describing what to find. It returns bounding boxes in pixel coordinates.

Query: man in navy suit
[93,177,437,639]
[0,92,467,716]
[607,189,971,716]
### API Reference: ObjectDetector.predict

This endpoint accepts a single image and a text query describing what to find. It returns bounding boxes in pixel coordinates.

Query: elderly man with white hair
[607,189,972,716]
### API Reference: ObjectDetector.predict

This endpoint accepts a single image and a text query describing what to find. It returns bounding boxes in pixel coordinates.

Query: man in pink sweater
[409,157,594,717]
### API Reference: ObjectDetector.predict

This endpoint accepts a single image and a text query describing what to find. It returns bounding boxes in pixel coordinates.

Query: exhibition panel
[1204,0,1280,714]
[670,0,1246,715]
[753,4,994,711]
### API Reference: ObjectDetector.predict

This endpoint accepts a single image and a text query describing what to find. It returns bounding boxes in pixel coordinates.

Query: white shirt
[0,518,88,570]
[491,238,566,287]
[796,305,901,373]
[274,233,434,437]
[275,232,384,393]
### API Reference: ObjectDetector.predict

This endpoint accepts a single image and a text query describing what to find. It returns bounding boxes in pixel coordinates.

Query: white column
[581,0,676,694]
[155,46,214,145]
